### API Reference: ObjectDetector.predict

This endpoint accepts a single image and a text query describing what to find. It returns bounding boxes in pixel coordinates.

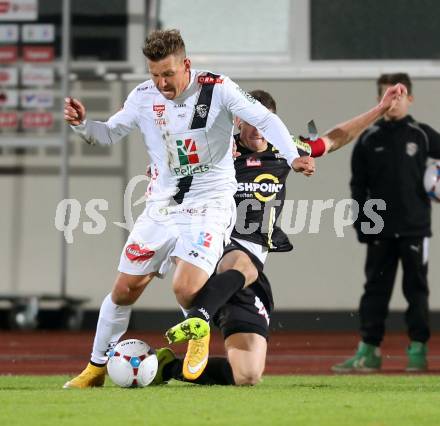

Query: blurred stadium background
[0,0,439,351]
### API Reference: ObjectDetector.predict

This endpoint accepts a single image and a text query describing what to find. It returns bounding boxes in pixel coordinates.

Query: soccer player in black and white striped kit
[160,84,407,385]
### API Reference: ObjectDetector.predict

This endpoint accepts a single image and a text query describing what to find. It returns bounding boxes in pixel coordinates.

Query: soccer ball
[107,339,158,388]
[424,161,440,202]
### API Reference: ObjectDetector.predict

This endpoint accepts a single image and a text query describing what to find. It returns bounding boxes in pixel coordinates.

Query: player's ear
[234,116,242,130]
[183,58,191,71]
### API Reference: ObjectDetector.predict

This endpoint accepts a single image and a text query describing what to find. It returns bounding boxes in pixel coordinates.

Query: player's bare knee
[111,273,153,305]
[217,251,257,286]
[233,369,262,386]
[243,264,258,286]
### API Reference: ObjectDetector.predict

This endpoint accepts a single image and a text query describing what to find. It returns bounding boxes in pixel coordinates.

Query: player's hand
[292,156,315,176]
[64,97,86,126]
[232,142,241,159]
[378,83,408,113]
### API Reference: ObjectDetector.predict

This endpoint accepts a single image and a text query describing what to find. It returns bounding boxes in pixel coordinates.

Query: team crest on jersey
[196,232,212,248]
[153,104,165,118]
[406,142,418,157]
[195,104,209,119]
[246,157,262,167]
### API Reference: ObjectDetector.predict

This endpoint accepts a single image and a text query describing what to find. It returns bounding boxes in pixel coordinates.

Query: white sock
[90,293,132,365]
[179,305,189,318]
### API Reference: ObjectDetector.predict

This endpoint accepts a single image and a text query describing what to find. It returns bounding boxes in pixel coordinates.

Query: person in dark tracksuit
[333,73,440,373]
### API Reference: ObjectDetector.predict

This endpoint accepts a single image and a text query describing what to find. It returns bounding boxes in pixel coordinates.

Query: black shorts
[213,239,274,340]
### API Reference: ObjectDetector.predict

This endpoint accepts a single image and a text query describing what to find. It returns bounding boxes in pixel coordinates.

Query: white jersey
[72,69,299,204]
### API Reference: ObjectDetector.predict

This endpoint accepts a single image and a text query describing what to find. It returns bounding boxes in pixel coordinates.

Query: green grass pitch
[1,375,440,425]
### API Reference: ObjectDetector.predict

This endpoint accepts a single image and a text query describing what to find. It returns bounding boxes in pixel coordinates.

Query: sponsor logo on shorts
[188,250,199,257]
[197,232,212,248]
[254,296,270,325]
[125,243,155,262]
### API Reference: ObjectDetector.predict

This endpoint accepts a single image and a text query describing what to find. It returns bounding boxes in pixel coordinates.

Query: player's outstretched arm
[320,83,407,155]
[65,89,139,146]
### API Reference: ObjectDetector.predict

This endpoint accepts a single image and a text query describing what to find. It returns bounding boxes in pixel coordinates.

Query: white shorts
[118,197,236,277]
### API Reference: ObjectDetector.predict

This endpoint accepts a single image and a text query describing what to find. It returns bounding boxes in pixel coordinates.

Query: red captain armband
[298,136,326,158]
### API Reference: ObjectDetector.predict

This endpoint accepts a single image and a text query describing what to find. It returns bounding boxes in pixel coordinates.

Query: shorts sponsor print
[119,198,236,277]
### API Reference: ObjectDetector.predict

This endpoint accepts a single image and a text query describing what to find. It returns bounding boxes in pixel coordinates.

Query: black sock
[90,360,106,367]
[163,358,183,382]
[186,270,245,322]
[164,357,235,386]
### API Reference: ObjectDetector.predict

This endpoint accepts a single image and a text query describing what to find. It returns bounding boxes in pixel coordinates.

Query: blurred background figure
[333,73,440,373]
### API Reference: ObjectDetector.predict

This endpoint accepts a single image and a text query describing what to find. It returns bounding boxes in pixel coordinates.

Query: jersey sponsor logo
[155,118,166,125]
[197,76,223,85]
[173,163,210,176]
[176,138,200,165]
[174,103,186,108]
[254,296,270,325]
[406,142,418,157]
[197,231,212,248]
[153,104,165,117]
[237,173,283,203]
[246,157,261,167]
[125,243,155,262]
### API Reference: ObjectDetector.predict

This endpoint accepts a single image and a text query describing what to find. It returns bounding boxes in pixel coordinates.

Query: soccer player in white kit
[62,29,315,388]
